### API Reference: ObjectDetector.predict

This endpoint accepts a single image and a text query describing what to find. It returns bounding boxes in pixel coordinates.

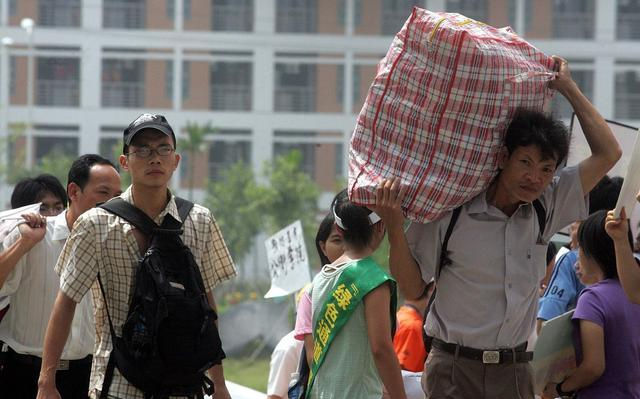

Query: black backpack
[422,199,546,353]
[97,197,225,399]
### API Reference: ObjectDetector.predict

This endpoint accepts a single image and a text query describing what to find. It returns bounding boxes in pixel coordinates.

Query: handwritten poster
[264,220,311,298]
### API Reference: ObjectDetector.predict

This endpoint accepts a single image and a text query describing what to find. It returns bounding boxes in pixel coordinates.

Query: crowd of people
[0,54,638,399]
[266,57,640,399]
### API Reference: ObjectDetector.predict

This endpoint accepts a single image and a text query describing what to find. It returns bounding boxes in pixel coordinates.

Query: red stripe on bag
[349,7,419,202]
[407,29,467,209]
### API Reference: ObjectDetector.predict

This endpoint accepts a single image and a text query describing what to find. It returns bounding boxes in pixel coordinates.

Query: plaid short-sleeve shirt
[55,187,236,399]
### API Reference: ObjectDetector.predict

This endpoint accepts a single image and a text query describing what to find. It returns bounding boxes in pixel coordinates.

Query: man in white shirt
[0,154,121,398]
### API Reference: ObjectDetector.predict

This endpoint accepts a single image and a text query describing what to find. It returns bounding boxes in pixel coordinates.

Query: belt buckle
[58,359,70,371]
[482,350,500,364]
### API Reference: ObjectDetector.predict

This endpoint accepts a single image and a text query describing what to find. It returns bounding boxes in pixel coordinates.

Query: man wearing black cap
[37,114,237,399]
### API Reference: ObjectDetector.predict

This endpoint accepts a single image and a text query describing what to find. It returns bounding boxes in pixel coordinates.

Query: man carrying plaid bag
[372,57,621,399]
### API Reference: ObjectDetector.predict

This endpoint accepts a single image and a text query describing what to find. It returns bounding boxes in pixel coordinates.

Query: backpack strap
[423,206,462,353]
[96,273,118,399]
[99,198,158,235]
[174,197,195,224]
[532,199,547,237]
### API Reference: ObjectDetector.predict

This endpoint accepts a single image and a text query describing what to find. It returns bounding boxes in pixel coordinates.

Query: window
[273,132,345,190]
[210,62,252,111]
[212,0,253,31]
[338,0,362,27]
[9,56,16,96]
[618,0,640,39]
[552,0,594,39]
[446,0,487,23]
[166,61,173,100]
[274,63,316,112]
[182,60,190,100]
[615,70,640,119]
[208,137,252,181]
[552,69,593,119]
[9,0,16,16]
[102,59,144,107]
[104,0,146,29]
[167,0,192,21]
[36,57,80,107]
[38,0,81,27]
[34,136,78,163]
[99,137,122,164]
[381,0,422,35]
[276,0,317,33]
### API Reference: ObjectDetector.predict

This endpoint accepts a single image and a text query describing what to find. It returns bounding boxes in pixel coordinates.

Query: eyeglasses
[127,146,174,159]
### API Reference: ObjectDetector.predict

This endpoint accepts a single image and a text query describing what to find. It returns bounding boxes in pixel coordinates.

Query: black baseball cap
[123,113,176,147]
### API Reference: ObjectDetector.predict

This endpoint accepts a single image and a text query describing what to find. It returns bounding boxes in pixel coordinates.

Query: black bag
[97,197,225,399]
[423,199,546,353]
[287,346,309,399]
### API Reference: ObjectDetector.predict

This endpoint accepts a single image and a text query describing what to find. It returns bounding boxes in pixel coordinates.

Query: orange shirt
[393,305,427,372]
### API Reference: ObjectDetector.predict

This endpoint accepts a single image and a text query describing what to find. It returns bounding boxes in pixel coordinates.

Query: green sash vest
[306,257,397,397]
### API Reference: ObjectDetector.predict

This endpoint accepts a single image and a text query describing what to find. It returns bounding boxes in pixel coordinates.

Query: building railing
[210,85,251,111]
[38,0,81,27]
[102,81,144,108]
[103,1,146,29]
[552,11,594,39]
[615,92,640,119]
[274,86,315,112]
[617,12,640,40]
[36,79,80,107]
[212,3,253,31]
[276,5,316,33]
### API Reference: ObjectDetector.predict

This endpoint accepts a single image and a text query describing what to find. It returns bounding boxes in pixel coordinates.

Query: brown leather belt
[432,338,533,364]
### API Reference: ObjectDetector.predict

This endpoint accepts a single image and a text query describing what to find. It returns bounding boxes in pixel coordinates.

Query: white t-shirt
[267,330,303,398]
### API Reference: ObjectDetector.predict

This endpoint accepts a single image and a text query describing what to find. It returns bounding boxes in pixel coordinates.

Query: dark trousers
[0,351,91,399]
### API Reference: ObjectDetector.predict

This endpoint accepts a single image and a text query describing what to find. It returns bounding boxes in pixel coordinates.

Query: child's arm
[606,209,640,303]
[364,283,407,399]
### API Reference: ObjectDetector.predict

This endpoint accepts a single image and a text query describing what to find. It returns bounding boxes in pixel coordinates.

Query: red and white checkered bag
[349,7,556,223]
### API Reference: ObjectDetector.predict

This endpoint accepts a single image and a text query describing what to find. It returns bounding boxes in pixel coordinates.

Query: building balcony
[37,79,80,107]
[102,81,144,108]
[615,92,640,120]
[103,1,146,29]
[618,12,640,40]
[212,3,253,31]
[38,0,81,27]
[210,85,251,111]
[274,86,315,112]
[552,11,594,39]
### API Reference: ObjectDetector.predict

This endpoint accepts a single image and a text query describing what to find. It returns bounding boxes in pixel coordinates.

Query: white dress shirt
[0,210,95,359]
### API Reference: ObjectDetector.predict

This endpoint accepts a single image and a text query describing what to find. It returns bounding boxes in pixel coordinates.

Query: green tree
[205,162,269,265]
[178,122,211,200]
[111,140,131,190]
[261,150,319,264]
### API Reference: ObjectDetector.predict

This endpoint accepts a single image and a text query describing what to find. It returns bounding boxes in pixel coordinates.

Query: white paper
[0,203,42,243]
[264,220,311,298]
[531,310,576,394]
[614,129,640,218]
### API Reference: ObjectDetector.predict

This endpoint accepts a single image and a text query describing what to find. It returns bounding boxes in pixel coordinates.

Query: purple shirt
[572,279,640,398]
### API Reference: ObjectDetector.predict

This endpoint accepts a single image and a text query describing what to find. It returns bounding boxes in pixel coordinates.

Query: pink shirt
[294,291,312,340]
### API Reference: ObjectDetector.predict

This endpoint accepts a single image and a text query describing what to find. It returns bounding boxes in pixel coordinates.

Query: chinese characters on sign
[264,220,311,298]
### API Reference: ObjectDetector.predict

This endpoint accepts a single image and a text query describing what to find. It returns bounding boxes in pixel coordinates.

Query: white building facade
[0,0,638,206]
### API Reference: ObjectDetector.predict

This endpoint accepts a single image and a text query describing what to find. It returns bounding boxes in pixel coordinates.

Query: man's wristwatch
[556,380,576,398]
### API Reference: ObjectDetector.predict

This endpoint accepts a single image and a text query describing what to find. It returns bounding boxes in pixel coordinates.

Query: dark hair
[331,189,376,249]
[578,210,632,279]
[11,174,67,209]
[315,213,335,266]
[589,175,623,214]
[67,154,117,202]
[504,108,569,166]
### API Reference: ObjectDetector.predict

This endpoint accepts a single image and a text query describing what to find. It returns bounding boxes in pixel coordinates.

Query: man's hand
[369,177,407,233]
[18,213,46,247]
[548,55,577,97]
[605,208,630,242]
[36,379,61,399]
[542,382,559,398]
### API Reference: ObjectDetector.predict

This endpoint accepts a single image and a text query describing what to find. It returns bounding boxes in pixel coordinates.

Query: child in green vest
[308,190,406,399]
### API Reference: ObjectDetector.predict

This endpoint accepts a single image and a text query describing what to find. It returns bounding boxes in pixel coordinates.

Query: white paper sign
[0,203,42,242]
[264,220,311,298]
[614,131,640,218]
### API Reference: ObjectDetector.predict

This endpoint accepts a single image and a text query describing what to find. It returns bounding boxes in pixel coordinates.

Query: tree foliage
[205,150,319,267]
[179,122,211,200]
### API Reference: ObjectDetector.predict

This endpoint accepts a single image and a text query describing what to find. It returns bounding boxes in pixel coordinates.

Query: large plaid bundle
[349,8,556,223]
